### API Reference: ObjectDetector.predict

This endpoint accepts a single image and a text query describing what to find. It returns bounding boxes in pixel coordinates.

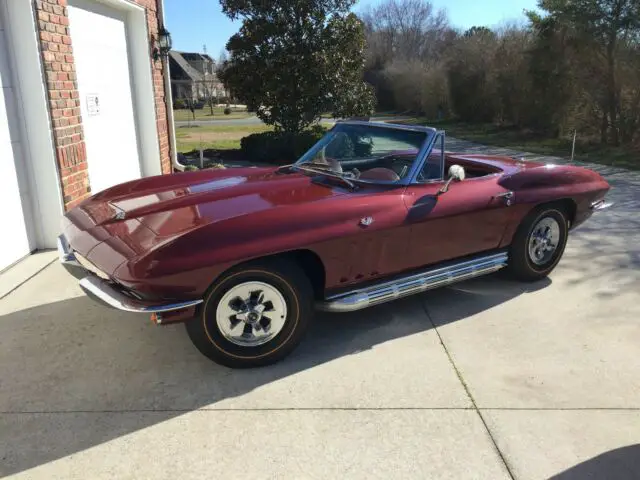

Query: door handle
[493,191,514,206]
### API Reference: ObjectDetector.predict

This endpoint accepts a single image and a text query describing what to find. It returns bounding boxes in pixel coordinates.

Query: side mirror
[438,164,465,194]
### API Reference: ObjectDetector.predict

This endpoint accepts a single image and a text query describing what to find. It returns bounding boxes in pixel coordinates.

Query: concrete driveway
[1,139,639,479]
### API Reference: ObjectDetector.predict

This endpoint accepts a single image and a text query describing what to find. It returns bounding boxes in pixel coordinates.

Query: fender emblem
[360,216,374,226]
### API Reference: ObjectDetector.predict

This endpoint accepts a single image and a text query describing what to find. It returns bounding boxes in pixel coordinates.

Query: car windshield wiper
[303,161,340,171]
[277,161,337,174]
[294,165,356,190]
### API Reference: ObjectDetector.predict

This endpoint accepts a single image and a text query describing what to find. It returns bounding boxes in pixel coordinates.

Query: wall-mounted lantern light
[153,27,172,61]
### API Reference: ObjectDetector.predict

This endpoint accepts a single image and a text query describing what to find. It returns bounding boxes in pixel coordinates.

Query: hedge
[240,126,327,164]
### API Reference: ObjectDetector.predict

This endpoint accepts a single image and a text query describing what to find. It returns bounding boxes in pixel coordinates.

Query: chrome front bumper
[590,199,614,211]
[57,234,203,314]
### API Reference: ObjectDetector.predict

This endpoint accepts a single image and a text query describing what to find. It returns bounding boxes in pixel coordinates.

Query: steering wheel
[417,162,442,182]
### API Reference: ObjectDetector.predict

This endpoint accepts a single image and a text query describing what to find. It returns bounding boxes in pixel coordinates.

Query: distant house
[169,51,228,102]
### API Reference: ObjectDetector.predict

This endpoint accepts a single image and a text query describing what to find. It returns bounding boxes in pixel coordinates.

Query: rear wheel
[186,260,314,368]
[507,206,569,282]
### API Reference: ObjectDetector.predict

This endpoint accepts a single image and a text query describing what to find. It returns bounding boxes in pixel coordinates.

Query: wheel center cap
[246,311,260,324]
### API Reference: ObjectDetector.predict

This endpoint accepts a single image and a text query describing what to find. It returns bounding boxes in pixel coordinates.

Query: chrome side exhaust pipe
[317,251,509,313]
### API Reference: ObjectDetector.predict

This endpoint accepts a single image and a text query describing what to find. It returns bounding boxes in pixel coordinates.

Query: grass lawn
[176,116,638,171]
[176,124,273,153]
[173,107,252,122]
[399,118,639,171]
[175,120,337,154]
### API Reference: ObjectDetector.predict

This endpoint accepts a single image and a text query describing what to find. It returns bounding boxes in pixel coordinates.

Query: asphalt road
[174,115,412,127]
[1,139,638,479]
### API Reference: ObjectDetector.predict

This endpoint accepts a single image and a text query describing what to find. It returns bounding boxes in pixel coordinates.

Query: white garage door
[68,1,141,194]
[0,15,32,271]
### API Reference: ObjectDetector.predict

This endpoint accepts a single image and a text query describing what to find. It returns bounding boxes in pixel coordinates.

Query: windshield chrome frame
[408,130,447,185]
[293,120,439,186]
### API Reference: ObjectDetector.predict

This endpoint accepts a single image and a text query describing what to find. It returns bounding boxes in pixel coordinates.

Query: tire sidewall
[198,267,307,362]
[521,208,568,275]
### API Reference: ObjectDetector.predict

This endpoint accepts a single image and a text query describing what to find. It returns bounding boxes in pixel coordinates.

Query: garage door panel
[0,1,63,267]
[10,140,34,232]
[0,92,31,271]
[0,31,11,88]
[0,18,29,270]
[2,81,22,143]
[0,90,10,145]
[68,2,141,195]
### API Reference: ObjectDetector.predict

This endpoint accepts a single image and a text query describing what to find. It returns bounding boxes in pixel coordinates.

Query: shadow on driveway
[550,444,640,480]
[0,274,548,476]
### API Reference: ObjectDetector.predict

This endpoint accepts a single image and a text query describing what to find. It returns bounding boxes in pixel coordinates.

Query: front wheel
[507,206,569,282]
[185,260,314,368]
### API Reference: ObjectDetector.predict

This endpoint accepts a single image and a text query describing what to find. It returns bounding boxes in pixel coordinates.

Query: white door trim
[69,0,162,179]
[1,0,162,252]
[2,1,63,250]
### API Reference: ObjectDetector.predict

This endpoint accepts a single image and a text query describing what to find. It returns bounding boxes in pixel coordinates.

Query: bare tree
[361,0,640,151]
[200,77,217,116]
[361,0,455,112]
[216,49,230,105]
[217,49,229,68]
[360,0,451,64]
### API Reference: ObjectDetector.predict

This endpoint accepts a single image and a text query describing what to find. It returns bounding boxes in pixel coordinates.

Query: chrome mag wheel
[527,216,561,266]
[216,281,288,347]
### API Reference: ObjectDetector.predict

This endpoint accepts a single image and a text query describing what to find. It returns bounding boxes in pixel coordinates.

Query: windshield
[294,123,433,184]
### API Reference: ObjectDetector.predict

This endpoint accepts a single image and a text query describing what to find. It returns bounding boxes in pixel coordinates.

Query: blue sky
[164,0,539,57]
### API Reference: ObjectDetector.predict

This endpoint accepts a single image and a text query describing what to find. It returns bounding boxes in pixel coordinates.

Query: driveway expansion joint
[422,301,517,480]
[0,256,57,300]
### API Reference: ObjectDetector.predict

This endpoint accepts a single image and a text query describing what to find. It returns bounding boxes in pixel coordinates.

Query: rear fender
[497,164,610,247]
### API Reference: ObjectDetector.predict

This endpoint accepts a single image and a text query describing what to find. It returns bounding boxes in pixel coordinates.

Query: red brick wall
[35,0,172,210]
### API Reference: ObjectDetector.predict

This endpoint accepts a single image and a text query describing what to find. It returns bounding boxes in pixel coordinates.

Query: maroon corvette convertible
[58,121,611,367]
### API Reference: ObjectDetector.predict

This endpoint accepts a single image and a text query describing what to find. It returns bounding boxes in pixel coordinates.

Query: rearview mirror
[439,164,465,194]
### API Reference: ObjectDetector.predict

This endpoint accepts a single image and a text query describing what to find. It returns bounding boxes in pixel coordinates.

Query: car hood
[150,169,347,228]
[63,167,346,262]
